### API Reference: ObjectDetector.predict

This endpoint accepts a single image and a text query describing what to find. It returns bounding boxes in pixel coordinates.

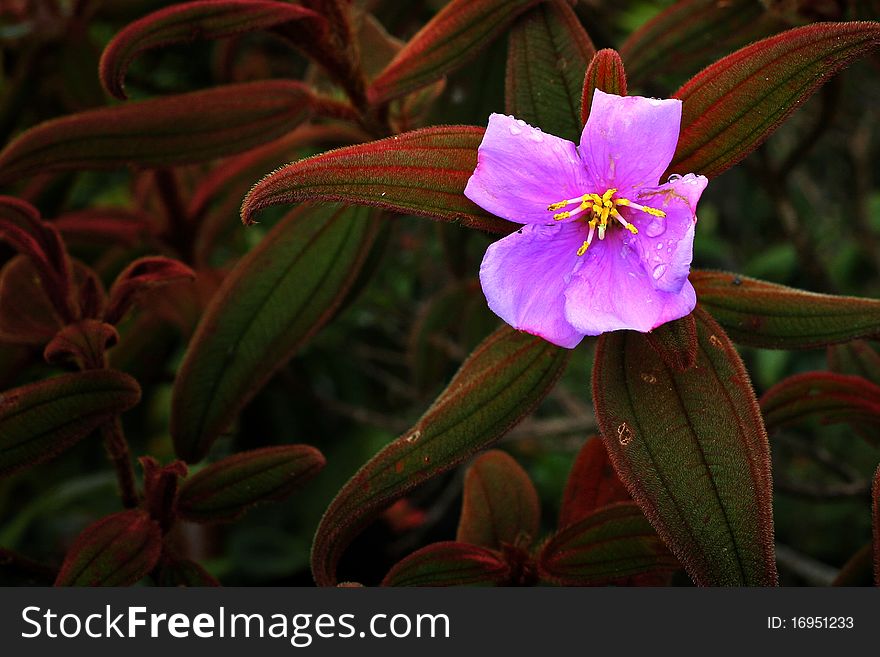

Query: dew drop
[423,456,431,465]
[508,123,523,135]
[641,372,657,384]
[528,128,544,142]
[648,98,663,106]
[656,243,664,251]
[617,422,634,446]
[404,430,421,443]
[667,173,682,183]
[667,247,673,254]
[652,263,668,280]
[380,191,386,197]
[517,119,526,126]
[644,216,666,237]
[709,334,723,348]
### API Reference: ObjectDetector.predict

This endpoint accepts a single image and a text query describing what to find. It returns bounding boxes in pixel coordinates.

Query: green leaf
[240,126,513,234]
[177,445,326,523]
[55,510,161,587]
[99,0,321,99]
[456,450,540,550]
[581,48,627,125]
[171,203,380,462]
[592,307,777,586]
[382,542,510,586]
[559,436,630,528]
[368,0,545,104]
[538,503,677,585]
[759,372,880,444]
[0,81,315,184]
[643,313,698,372]
[692,270,880,349]
[312,325,570,585]
[620,0,780,89]
[505,0,595,142]
[669,22,880,179]
[0,370,141,477]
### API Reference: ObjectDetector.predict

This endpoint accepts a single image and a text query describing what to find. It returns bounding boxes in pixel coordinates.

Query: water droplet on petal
[667,173,682,182]
[528,128,544,142]
[656,242,664,250]
[508,123,522,135]
[644,216,666,237]
[648,98,663,106]
[516,119,526,126]
[652,263,668,280]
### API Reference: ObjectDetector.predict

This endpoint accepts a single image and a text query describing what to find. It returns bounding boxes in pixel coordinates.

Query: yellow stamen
[544,187,664,256]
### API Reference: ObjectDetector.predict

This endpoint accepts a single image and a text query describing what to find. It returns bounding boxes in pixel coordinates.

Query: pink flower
[464,90,708,349]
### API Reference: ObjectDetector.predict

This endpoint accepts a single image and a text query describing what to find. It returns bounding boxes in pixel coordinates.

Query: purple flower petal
[626,173,708,293]
[580,90,682,192]
[465,113,591,225]
[563,230,696,335]
[480,222,586,348]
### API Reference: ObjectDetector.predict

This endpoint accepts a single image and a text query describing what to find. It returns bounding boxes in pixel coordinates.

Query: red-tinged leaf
[581,48,627,125]
[874,465,879,586]
[0,81,315,184]
[538,503,678,585]
[692,270,880,348]
[456,450,540,550]
[620,0,782,88]
[141,457,188,531]
[506,0,595,142]
[0,370,141,477]
[44,320,119,370]
[0,256,65,346]
[312,325,570,585]
[52,208,155,247]
[827,340,880,386]
[559,436,630,528]
[644,313,698,372]
[240,126,513,234]
[368,0,545,104]
[157,555,220,587]
[55,510,161,587]
[177,445,325,523]
[759,372,880,442]
[669,22,880,179]
[100,0,321,99]
[104,257,196,325]
[356,12,403,81]
[593,307,777,586]
[382,542,510,587]
[172,204,380,462]
[0,196,74,321]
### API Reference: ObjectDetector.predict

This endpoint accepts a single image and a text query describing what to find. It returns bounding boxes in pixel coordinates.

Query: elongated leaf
[456,450,540,550]
[0,370,141,477]
[827,340,880,386]
[760,372,880,441]
[241,126,512,234]
[0,196,73,321]
[105,257,196,325]
[178,445,326,523]
[669,22,880,178]
[100,0,320,99]
[620,0,780,88]
[592,307,776,586]
[644,313,698,372]
[539,503,677,585]
[53,208,155,247]
[55,510,161,587]
[312,325,570,585]
[692,270,880,348]
[0,256,65,346]
[505,0,595,142]
[0,81,314,184]
[382,542,510,587]
[172,204,379,462]
[581,48,627,126]
[559,436,630,528]
[368,0,544,104]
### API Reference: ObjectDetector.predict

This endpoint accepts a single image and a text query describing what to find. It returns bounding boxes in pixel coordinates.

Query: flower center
[547,188,666,256]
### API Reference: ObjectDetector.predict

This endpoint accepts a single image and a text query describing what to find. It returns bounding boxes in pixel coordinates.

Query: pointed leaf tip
[581,49,627,125]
